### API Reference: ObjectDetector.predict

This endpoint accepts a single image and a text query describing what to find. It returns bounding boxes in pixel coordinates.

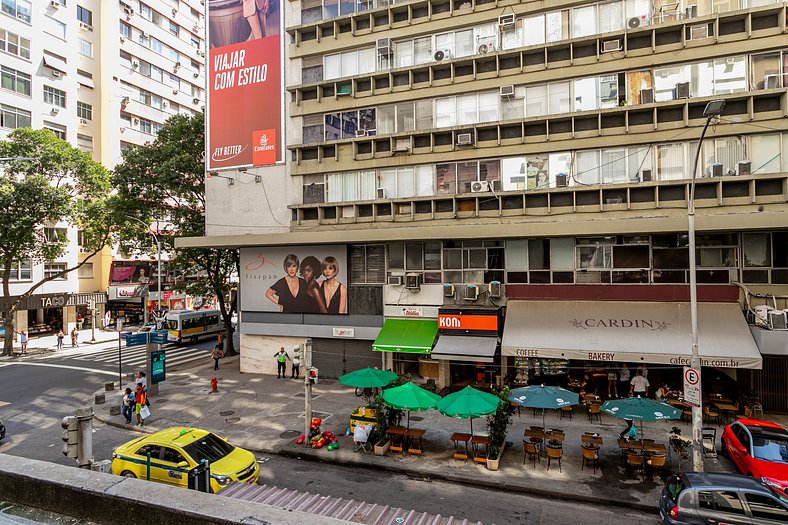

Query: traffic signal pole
[303,339,312,445]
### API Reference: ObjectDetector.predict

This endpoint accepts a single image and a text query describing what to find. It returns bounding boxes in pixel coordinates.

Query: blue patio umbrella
[601,396,681,441]
[509,385,579,428]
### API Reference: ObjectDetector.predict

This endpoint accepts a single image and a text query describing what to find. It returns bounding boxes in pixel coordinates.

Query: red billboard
[207,0,282,170]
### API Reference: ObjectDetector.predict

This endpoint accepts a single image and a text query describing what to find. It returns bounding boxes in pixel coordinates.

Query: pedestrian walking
[19,331,28,355]
[210,344,223,371]
[607,367,618,398]
[291,346,301,379]
[56,330,65,350]
[70,327,78,347]
[135,383,147,426]
[274,347,289,378]
[121,387,134,424]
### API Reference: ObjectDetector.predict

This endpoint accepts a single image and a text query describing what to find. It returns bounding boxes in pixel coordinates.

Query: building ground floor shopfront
[2,292,107,338]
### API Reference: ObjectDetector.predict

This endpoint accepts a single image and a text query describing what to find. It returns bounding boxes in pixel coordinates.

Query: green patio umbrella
[381,382,442,429]
[437,386,501,435]
[338,367,398,389]
[509,385,579,429]
[601,396,681,441]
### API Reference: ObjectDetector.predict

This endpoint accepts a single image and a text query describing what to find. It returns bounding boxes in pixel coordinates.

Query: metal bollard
[94,394,105,405]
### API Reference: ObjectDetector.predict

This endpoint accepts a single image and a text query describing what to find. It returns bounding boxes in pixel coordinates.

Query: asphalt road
[0,342,660,525]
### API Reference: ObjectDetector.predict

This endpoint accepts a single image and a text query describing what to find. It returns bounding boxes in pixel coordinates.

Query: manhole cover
[293,393,319,399]
[191,388,213,395]
[225,417,241,424]
[220,410,235,416]
[280,430,300,439]
[410,416,424,422]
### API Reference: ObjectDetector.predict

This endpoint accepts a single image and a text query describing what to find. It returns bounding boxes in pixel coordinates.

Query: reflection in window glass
[549,82,570,114]
[572,5,596,38]
[574,78,597,112]
[751,134,781,174]
[743,234,770,267]
[524,14,545,45]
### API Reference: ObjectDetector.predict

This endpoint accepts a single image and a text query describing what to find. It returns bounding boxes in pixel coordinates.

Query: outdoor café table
[618,438,667,456]
[450,432,471,461]
[581,434,603,447]
[669,399,692,410]
[405,428,426,455]
[713,402,739,423]
[470,435,491,463]
[387,426,407,453]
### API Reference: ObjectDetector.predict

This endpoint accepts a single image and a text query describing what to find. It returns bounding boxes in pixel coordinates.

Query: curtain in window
[455,29,474,58]
[714,137,744,176]
[545,11,565,42]
[341,52,357,77]
[575,150,600,185]
[324,54,340,80]
[415,100,433,130]
[327,173,343,202]
[414,37,432,64]
[456,94,477,125]
[377,105,395,134]
[657,143,686,180]
[397,167,415,198]
[435,33,454,58]
[415,165,434,196]
[524,15,545,45]
[435,98,455,127]
[525,85,547,117]
[477,92,498,123]
[601,148,627,184]
[396,103,415,131]
[551,238,574,270]
[548,82,570,114]
[359,171,376,200]
[396,40,413,68]
[573,77,597,112]
[358,48,375,74]
[598,1,623,33]
[378,169,397,199]
[572,5,597,38]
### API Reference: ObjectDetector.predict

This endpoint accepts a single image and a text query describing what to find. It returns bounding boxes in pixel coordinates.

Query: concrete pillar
[437,360,451,391]
[36,308,45,325]
[14,310,28,342]
[64,306,77,332]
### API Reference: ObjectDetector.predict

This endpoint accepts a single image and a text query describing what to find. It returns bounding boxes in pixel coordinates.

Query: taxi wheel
[121,470,137,478]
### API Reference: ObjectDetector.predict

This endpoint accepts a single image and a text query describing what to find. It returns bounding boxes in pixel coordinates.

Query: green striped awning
[372,319,438,354]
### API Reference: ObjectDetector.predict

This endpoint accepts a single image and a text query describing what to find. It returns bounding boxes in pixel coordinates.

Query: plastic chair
[546,445,562,472]
[751,402,764,419]
[588,403,602,423]
[523,441,540,467]
[646,453,667,478]
[560,406,573,421]
[704,406,721,425]
[581,446,599,474]
[353,423,375,453]
[626,451,644,479]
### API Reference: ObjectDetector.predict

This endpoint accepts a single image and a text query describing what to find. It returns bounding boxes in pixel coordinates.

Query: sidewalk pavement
[2,328,118,358]
[90,357,752,514]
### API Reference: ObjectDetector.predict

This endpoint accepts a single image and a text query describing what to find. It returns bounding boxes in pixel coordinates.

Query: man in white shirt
[636,364,649,379]
[630,369,650,398]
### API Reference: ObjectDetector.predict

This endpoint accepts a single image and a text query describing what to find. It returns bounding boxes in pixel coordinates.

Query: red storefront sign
[437,314,498,332]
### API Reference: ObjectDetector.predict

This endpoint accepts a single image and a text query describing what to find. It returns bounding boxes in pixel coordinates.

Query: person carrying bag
[211,344,224,371]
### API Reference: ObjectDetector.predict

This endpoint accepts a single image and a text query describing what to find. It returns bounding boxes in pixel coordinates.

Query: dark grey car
[659,472,788,525]
[0,418,5,441]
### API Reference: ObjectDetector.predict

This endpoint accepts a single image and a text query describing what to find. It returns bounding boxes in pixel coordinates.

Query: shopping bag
[140,405,151,419]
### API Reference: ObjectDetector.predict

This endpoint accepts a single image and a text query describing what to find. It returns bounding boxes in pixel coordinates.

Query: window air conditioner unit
[387,275,403,285]
[764,74,780,89]
[133,118,140,125]
[555,173,568,187]
[121,96,130,105]
[79,22,92,31]
[376,187,386,199]
[404,273,421,291]
[50,107,59,115]
[498,14,516,30]
[464,284,478,301]
[489,280,502,298]
[50,0,61,8]
[500,85,515,98]
[640,169,652,182]
[601,39,621,53]
[79,118,88,126]
[443,283,455,297]
[673,82,690,99]
[685,4,698,18]
[172,8,178,15]
[355,129,367,137]
[120,36,126,43]
[172,89,179,95]
[132,61,140,69]
[768,310,788,330]
[140,31,148,38]
[471,180,491,193]
[392,144,410,153]
[193,25,201,33]
[456,133,474,146]
[710,163,723,177]
[640,88,654,104]
[737,161,751,176]
[434,49,451,61]
[687,24,709,41]
[376,38,392,55]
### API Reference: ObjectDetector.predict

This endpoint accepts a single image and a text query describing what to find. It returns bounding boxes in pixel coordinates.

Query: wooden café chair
[581,445,599,474]
[626,451,645,479]
[546,444,563,472]
[523,441,540,468]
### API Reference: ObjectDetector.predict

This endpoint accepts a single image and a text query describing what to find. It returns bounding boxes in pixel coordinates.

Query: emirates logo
[259,134,268,146]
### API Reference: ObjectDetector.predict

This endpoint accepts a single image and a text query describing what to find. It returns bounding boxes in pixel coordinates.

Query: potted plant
[486,386,514,471]
[371,393,391,456]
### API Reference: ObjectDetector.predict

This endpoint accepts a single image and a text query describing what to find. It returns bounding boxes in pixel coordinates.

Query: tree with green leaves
[112,113,240,355]
[0,128,114,356]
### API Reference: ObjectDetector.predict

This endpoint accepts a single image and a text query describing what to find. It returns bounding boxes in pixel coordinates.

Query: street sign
[125,332,148,347]
[683,366,701,407]
[150,330,168,345]
[151,350,166,384]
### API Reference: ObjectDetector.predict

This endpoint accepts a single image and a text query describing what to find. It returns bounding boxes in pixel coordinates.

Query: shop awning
[431,335,497,363]
[502,300,762,369]
[372,319,437,354]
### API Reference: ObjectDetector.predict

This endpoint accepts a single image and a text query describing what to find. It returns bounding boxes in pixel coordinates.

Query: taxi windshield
[182,433,235,463]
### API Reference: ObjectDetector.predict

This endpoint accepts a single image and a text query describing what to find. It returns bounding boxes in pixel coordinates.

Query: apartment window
[751,134,783,174]
[0,104,30,128]
[436,160,499,195]
[44,262,67,280]
[77,69,93,89]
[151,37,163,54]
[1,66,31,96]
[76,101,92,120]
[2,0,31,23]
[324,48,375,80]
[326,170,375,202]
[76,5,92,26]
[190,35,199,48]
[138,89,151,105]
[78,38,92,57]
[442,240,505,284]
[377,166,434,199]
[44,122,66,139]
[324,108,375,140]
[120,21,131,39]
[139,2,152,20]
[76,133,93,153]
[43,85,66,107]
[168,20,178,36]
[45,16,67,39]
[349,245,385,284]
[78,262,94,279]
[139,118,152,134]
[9,260,31,281]
[0,29,31,59]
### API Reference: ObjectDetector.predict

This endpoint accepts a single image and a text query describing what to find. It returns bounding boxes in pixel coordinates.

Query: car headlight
[761,476,785,491]
[214,475,231,485]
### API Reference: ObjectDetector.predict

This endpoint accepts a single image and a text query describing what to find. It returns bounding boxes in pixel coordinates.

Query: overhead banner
[207,0,282,170]
[241,247,348,314]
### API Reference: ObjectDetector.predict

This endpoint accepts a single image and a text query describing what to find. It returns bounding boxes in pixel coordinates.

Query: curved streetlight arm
[126,216,162,326]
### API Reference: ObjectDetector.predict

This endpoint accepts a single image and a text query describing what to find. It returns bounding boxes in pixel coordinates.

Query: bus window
[166,320,177,330]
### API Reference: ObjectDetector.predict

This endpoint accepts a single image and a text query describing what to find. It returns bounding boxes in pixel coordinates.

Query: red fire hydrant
[210,377,219,393]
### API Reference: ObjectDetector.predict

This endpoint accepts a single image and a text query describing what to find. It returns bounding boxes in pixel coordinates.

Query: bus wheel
[190,336,198,344]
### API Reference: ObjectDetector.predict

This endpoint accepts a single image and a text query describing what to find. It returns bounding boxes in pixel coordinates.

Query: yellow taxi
[111,427,258,493]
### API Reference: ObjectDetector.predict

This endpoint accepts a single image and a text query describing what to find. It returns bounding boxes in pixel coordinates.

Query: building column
[64,305,77,333]
[36,308,45,326]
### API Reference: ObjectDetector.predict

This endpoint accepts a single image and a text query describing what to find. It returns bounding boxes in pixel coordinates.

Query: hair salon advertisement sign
[207,0,283,170]
[240,247,349,314]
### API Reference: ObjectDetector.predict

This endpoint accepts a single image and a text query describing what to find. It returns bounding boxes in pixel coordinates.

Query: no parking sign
[683,366,701,407]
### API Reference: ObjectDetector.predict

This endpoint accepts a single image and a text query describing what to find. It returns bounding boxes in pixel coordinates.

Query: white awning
[431,335,497,363]
[42,55,68,74]
[502,300,761,369]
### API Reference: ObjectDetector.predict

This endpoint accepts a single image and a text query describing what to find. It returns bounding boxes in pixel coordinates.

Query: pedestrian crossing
[49,344,212,371]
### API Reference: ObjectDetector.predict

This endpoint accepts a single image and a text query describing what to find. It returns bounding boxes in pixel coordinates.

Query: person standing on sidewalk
[70,327,78,347]
[618,364,630,397]
[274,347,290,378]
[56,330,64,350]
[19,331,28,355]
[211,344,223,371]
[135,383,147,425]
[291,346,301,379]
[121,387,134,424]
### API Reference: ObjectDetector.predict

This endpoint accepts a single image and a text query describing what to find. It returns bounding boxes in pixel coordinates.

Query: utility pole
[117,318,123,387]
[303,339,312,445]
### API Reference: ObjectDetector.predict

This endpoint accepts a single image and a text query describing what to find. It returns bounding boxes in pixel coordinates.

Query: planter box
[486,441,507,471]
[374,438,390,456]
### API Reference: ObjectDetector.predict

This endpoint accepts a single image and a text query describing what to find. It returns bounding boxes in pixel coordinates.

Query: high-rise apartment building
[191,0,788,411]
[0,0,205,339]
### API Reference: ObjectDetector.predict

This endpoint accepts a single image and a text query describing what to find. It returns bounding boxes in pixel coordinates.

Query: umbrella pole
[470,417,473,436]
[407,411,410,430]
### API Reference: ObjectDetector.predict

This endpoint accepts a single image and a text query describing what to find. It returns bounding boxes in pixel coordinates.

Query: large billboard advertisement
[207,0,282,170]
[241,247,348,314]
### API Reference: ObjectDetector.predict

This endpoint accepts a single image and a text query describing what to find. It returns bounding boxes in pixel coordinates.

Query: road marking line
[0,362,117,376]
[0,400,10,407]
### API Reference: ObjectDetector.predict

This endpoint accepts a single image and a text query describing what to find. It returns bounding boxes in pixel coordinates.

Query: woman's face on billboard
[301,265,314,281]
[322,264,337,279]
[286,263,298,277]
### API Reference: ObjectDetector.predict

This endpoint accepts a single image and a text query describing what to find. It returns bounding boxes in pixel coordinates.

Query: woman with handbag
[211,344,224,371]
[135,383,148,426]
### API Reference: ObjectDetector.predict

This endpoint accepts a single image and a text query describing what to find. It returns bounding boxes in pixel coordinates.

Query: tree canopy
[0,128,114,356]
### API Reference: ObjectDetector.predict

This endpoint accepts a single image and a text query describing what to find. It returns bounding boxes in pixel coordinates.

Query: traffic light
[308,366,318,385]
[61,416,78,458]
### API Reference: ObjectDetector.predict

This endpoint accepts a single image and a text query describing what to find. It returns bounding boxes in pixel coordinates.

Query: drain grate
[220,410,235,416]
[225,417,241,424]
[280,430,301,439]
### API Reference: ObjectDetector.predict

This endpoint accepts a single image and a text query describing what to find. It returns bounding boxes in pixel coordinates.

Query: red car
[721,418,788,498]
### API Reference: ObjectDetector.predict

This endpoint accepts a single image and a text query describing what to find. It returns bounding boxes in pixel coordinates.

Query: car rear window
[745,492,788,521]
[666,476,686,502]
[182,433,235,464]
[751,429,788,463]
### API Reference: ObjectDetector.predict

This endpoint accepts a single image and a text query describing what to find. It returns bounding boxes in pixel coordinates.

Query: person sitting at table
[580,374,594,395]
[514,368,528,385]
[655,383,671,401]
[618,418,637,440]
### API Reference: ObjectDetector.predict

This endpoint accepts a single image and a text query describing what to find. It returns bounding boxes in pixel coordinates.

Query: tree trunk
[2,268,14,357]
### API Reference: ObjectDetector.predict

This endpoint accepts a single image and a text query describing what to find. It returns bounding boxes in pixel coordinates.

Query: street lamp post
[127,217,162,325]
[688,99,725,472]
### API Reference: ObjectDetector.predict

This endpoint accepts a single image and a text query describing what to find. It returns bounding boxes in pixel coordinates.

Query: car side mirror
[177,461,189,468]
